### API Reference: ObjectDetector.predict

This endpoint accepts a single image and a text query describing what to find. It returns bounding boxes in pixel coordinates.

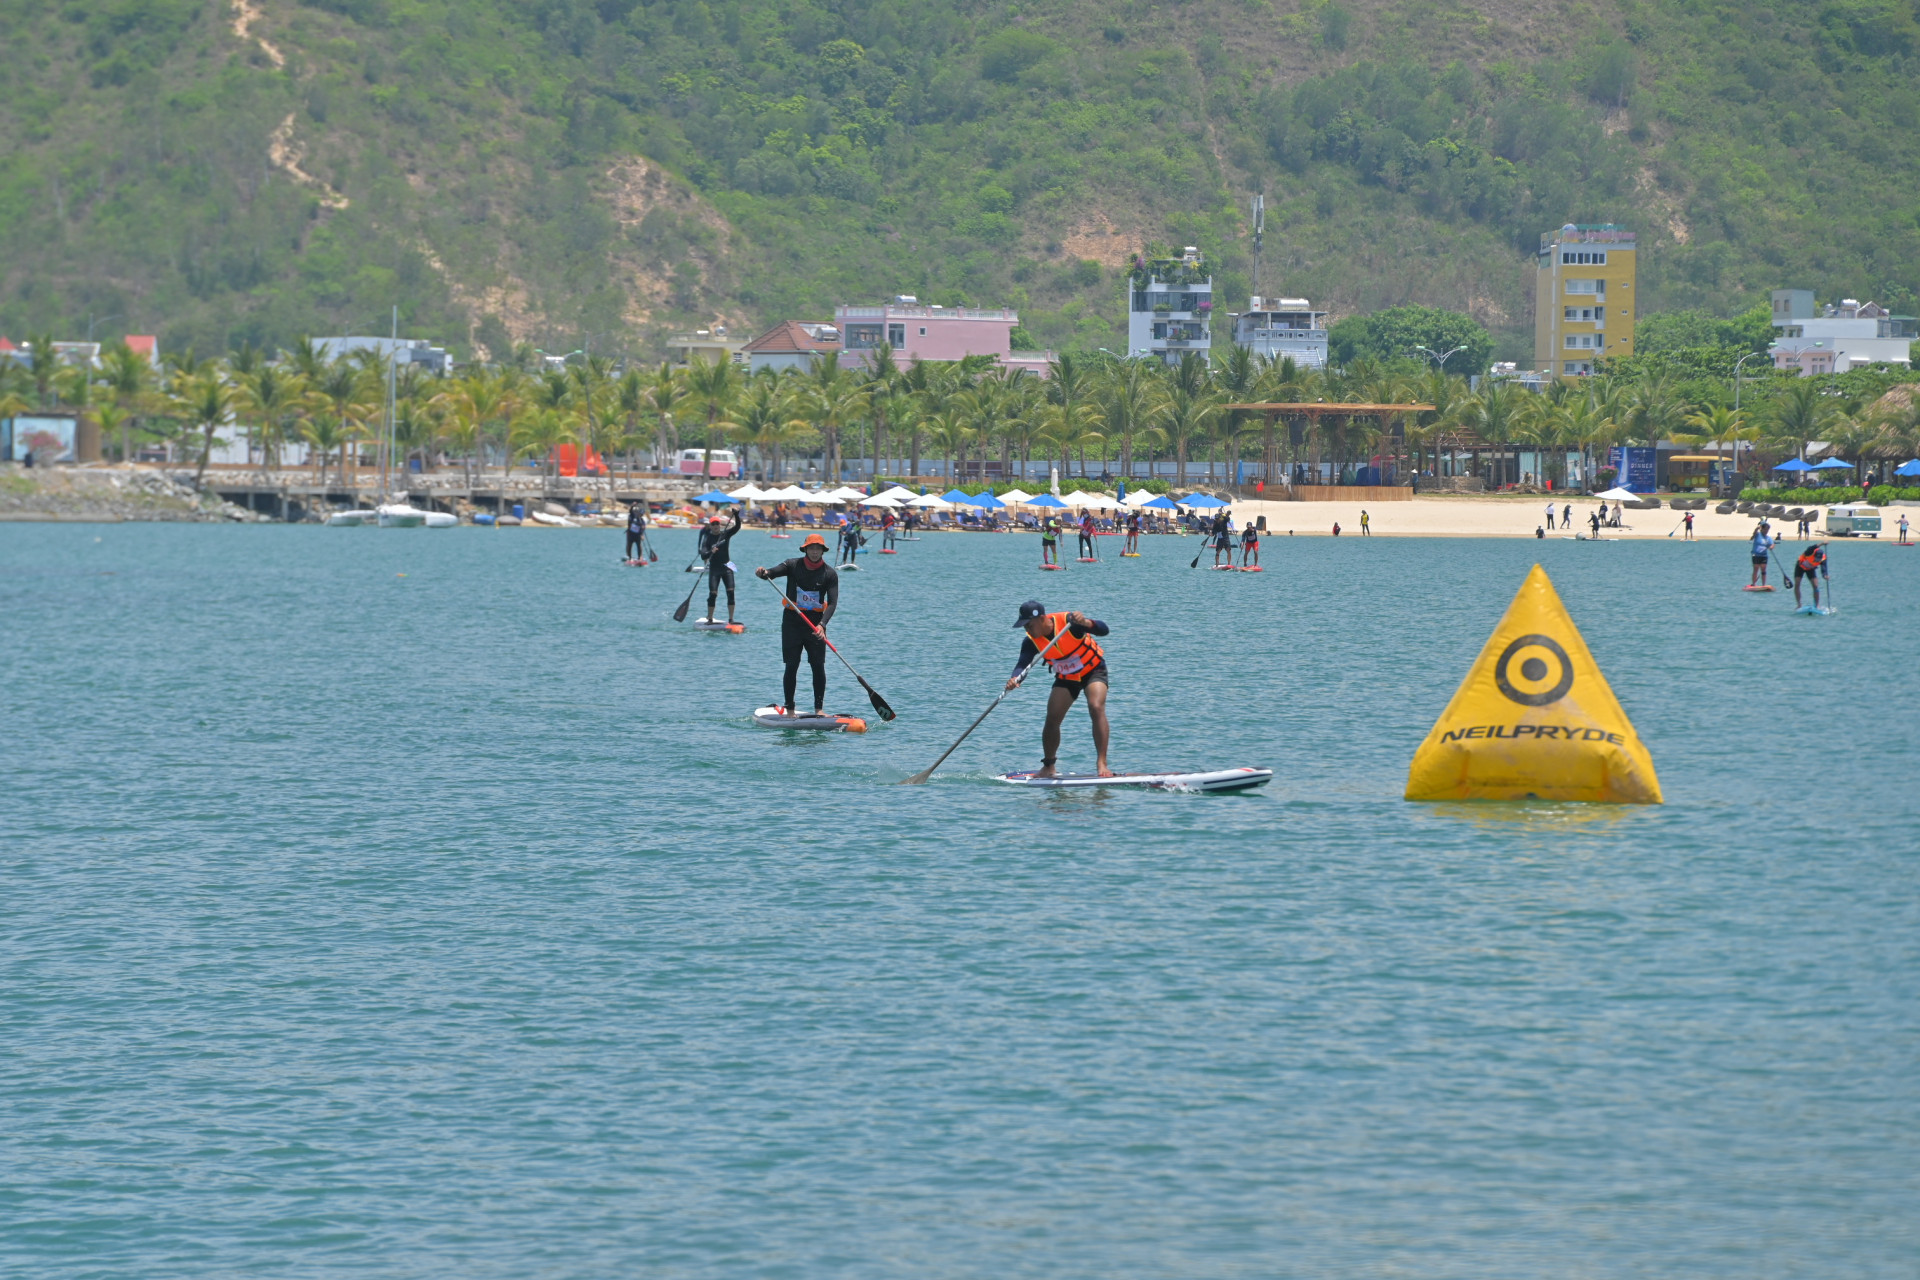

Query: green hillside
[4,0,1920,361]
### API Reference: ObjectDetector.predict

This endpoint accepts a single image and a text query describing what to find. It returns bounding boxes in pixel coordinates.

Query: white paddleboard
[695,619,746,632]
[1793,605,1833,616]
[752,705,867,732]
[996,767,1272,792]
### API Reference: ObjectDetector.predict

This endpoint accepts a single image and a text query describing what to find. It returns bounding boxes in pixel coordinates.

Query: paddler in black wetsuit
[756,533,839,716]
[1210,510,1232,567]
[624,501,647,562]
[837,513,862,565]
[698,506,743,624]
[1007,599,1113,778]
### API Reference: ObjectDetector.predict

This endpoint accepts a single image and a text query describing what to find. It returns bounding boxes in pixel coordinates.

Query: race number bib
[796,589,822,611]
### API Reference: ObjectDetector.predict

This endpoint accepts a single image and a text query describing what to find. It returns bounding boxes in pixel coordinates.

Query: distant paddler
[1124,510,1142,555]
[1749,522,1775,587]
[698,507,743,625]
[625,501,648,562]
[1006,600,1113,779]
[755,533,839,717]
[1792,542,1828,610]
[1211,510,1232,567]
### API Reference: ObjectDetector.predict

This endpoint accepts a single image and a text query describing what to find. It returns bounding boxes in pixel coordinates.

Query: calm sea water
[3,521,1916,1278]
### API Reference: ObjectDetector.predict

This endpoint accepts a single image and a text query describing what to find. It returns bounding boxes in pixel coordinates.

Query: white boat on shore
[375,504,457,528]
[327,510,378,526]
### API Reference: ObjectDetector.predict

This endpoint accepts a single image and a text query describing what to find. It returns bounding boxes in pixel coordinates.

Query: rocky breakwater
[0,466,267,522]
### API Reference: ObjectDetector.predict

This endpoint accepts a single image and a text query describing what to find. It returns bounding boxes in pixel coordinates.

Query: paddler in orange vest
[1792,542,1828,609]
[1006,599,1113,778]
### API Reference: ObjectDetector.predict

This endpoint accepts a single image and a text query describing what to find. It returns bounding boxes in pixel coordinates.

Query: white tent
[999,488,1035,504]
[1594,487,1641,502]
[801,489,844,504]
[1063,491,1120,509]
[874,485,917,502]
[727,483,767,501]
[828,486,869,503]
[762,484,810,501]
[1122,490,1165,508]
[906,493,953,508]
[858,493,904,508]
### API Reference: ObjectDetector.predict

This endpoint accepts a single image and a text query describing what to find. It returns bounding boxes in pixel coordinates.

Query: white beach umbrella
[828,486,868,502]
[1594,486,1640,502]
[728,483,766,501]
[761,484,808,501]
[859,493,904,508]
[802,489,844,504]
[998,488,1035,504]
[875,485,917,501]
[906,493,953,508]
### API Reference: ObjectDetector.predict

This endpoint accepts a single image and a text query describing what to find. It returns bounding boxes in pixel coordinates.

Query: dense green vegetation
[10,334,1920,497]
[4,0,1920,363]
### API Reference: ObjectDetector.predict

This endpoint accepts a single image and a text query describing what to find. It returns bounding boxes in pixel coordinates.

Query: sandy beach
[1221,494,1895,540]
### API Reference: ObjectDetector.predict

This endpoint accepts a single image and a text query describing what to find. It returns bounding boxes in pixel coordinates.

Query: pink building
[836,298,1053,377]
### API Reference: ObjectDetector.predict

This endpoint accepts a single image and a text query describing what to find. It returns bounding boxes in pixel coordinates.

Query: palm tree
[923,409,971,484]
[26,332,60,409]
[682,356,742,480]
[862,343,901,477]
[1460,381,1523,487]
[732,380,811,480]
[98,341,155,463]
[1682,404,1748,494]
[511,405,578,488]
[803,355,867,483]
[1093,355,1155,483]
[174,370,234,489]
[235,362,311,482]
[302,412,351,487]
[1770,379,1831,463]
[53,362,99,461]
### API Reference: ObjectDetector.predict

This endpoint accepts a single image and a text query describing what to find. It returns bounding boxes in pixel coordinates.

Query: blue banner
[1608,446,1657,493]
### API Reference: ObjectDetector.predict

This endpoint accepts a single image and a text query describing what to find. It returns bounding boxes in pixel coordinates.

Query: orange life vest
[1039,612,1104,680]
[1797,549,1825,572]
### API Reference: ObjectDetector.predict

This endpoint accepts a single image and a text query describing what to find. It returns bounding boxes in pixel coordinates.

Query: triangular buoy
[1405,565,1662,803]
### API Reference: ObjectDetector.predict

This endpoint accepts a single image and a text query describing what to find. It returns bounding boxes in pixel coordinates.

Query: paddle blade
[862,680,896,721]
[899,768,933,785]
[672,597,692,622]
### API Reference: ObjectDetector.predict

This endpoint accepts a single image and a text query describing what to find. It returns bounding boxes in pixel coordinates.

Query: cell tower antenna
[1251,193,1265,303]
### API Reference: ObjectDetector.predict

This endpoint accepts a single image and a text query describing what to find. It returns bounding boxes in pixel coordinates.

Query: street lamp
[86,314,124,342]
[1414,344,1467,373]
[1730,344,1777,492]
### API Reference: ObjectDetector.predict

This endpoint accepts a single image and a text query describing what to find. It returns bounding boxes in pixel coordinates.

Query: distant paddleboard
[695,619,746,632]
[997,767,1272,792]
[840,562,862,571]
[752,705,867,732]
[1121,552,1142,558]
[1794,604,1834,616]
[1076,557,1099,563]
[770,533,791,539]
[880,548,898,554]
[623,558,648,566]
[1743,584,1775,592]
[1039,563,1067,571]
[1209,564,1237,571]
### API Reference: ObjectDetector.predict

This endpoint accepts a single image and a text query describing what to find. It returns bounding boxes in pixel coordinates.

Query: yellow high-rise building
[1534,224,1636,377]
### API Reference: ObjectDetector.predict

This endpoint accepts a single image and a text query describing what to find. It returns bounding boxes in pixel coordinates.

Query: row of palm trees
[11,332,1917,493]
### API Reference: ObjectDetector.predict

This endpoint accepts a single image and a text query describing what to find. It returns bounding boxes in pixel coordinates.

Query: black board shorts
[1052,661,1110,698]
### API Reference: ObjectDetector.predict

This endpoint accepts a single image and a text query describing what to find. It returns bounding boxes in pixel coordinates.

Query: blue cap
[1015,600,1045,626]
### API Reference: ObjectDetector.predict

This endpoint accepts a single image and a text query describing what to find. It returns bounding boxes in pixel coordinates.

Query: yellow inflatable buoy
[1405,564,1661,803]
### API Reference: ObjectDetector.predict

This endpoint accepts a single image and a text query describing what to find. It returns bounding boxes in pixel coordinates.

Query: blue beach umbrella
[1180,493,1228,509]
[1812,457,1854,470]
[1026,493,1068,509]
[1141,494,1180,511]
[1771,458,1815,473]
[693,489,739,502]
[940,488,973,503]
[1895,459,1920,477]
[971,491,1006,509]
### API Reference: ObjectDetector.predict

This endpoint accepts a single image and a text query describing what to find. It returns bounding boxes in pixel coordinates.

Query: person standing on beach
[1589,509,1602,537]
[698,507,743,624]
[1749,523,1775,587]
[1562,502,1573,529]
[625,502,647,561]
[756,534,838,716]
[1360,509,1371,536]
[1006,600,1113,779]
[1545,501,1557,531]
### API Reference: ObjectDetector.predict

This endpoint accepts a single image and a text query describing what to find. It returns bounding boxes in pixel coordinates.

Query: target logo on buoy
[1494,634,1573,706]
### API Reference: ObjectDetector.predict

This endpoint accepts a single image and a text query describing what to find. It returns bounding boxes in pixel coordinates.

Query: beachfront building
[1770,291,1914,374]
[665,324,747,367]
[741,320,841,373]
[1230,296,1328,367]
[1127,247,1213,367]
[314,336,454,376]
[1533,224,1636,377]
[835,298,1052,376]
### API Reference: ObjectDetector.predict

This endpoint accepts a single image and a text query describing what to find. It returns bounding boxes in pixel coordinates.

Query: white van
[1824,504,1882,537]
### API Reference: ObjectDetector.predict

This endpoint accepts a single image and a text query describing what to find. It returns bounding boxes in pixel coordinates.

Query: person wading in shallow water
[1006,600,1113,778]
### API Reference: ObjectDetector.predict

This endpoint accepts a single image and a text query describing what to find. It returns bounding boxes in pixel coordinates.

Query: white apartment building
[1770,290,1914,374]
[1231,296,1328,367]
[1127,247,1213,367]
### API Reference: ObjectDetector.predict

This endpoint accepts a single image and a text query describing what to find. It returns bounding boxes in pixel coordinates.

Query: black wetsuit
[1078,518,1095,558]
[698,509,742,612]
[625,506,647,559]
[838,520,862,565]
[764,556,839,710]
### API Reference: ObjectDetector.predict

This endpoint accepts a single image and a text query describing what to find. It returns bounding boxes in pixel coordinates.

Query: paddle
[899,626,1070,785]
[761,576,895,721]
[672,560,708,622]
[1666,517,1684,538]
[645,532,659,563]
